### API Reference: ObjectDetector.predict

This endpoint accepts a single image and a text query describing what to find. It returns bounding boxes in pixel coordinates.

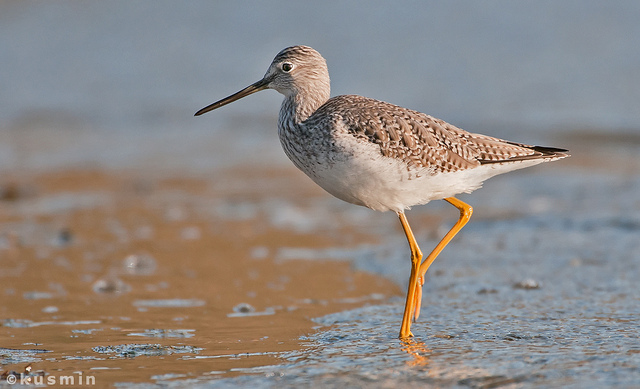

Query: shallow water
[1,147,638,387]
[205,165,640,389]
[2,1,640,388]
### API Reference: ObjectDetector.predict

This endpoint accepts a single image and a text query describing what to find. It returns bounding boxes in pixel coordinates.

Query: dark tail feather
[481,144,570,165]
[529,145,570,158]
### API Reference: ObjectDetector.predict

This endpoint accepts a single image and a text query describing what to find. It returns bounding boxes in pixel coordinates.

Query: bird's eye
[281,62,294,72]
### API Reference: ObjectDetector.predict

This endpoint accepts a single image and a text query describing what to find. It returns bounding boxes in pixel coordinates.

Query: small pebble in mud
[232,303,256,314]
[228,303,275,317]
[0,183,24,201]
[513,278,541,290]
[123,253,157,275]
[54,228,73,246]
[92,278,131,294]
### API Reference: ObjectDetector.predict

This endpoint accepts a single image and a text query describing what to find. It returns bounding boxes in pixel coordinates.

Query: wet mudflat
[0,167,400,386]
[1,134,639,388]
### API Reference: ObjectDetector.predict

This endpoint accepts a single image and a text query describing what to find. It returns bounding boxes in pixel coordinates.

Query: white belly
[291,135,544,213]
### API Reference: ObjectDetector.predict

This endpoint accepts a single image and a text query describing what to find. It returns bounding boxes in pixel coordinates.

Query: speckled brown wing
[314,95,568,173]
[444,123,569,164]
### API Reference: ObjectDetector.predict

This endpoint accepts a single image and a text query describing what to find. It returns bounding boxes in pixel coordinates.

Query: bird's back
[307,94,568,175]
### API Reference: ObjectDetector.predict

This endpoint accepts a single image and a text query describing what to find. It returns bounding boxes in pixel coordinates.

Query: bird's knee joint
[411,250,423,265]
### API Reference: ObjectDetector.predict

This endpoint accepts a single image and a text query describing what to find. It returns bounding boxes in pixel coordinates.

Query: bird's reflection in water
[401,338,432,367]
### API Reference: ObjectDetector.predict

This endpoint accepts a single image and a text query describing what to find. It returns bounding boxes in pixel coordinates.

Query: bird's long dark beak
[194,78,270,116]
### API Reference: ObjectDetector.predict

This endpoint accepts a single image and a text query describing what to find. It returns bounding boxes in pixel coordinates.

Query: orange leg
[397,197,473,338]
[398,211,422,338]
